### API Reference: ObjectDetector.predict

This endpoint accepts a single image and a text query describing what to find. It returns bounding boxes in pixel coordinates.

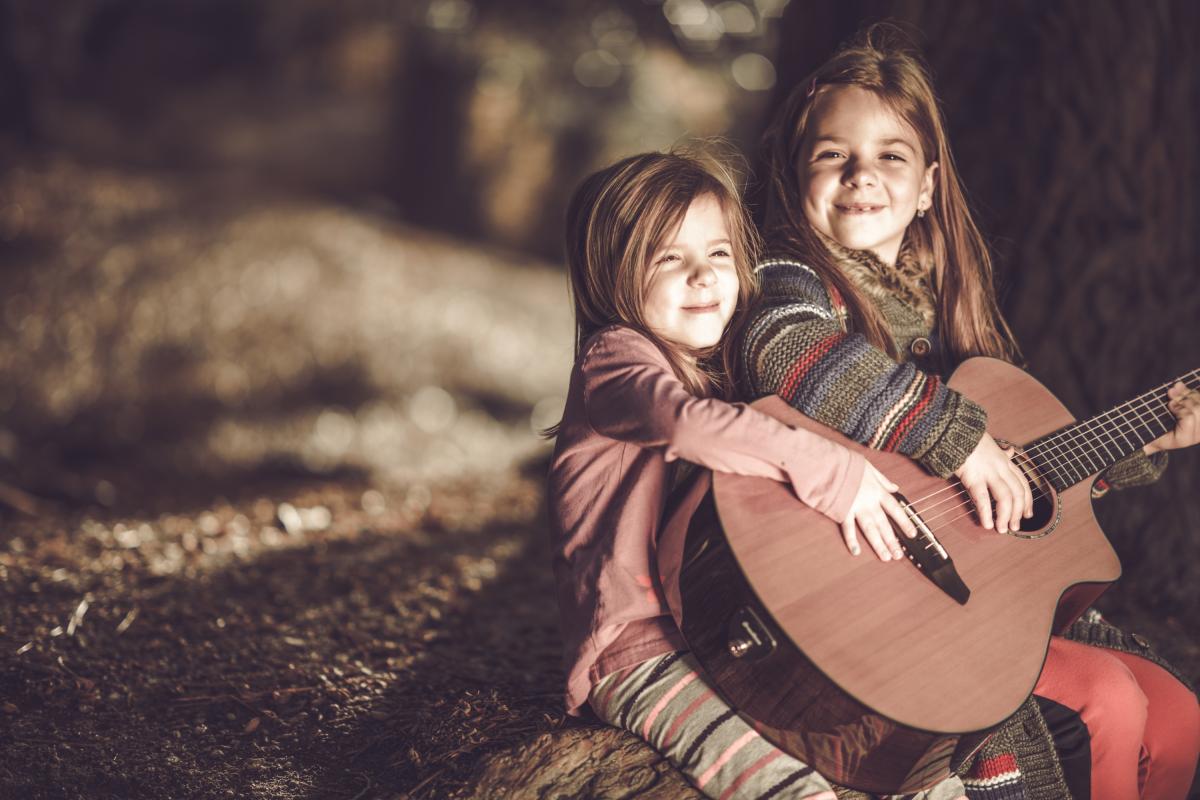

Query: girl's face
[799,85,937,265]
[642,193,739,351]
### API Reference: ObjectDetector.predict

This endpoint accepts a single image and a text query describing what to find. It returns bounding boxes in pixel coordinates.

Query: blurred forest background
[1,1,1198,798]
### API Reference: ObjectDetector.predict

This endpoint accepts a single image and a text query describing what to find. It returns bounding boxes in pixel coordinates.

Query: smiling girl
[742,25,1200,799]
[546,148,973,799]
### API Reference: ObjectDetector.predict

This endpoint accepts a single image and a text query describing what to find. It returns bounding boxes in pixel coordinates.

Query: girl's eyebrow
[810,135,917,149]
[656,237,732,250]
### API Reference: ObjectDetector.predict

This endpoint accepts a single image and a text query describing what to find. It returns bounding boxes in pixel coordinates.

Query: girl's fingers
[965,480,994,530]
[859,517,893,561]
[1009,473,1026,531]
[991,476,1012,534]
[1177,390,1199,414]
[1004,448,1033,521]
[875,509,904,559]
[1002,465,1024,531]
[800,793,837,800]
[840,518,861,556]
[882,492,917,538]
[1014,461,1034,521]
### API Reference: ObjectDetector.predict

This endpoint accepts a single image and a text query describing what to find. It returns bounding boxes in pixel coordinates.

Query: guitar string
[914,399,1176,530]
[903,378,1197,529]
[901,372,1197,514]
[1021,371,1199,484]
[915,381,1187,517]
[1023,388,1185,486]
[916,384,1182,528]
[990,370,1196,492]
[905,390,1175,517]
[1014,372,1197,493]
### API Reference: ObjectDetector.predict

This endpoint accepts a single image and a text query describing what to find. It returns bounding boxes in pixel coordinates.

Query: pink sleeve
[580,327,865,522]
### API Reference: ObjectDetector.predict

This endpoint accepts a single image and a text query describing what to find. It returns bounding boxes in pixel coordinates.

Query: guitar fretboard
[1024,369,1199,491]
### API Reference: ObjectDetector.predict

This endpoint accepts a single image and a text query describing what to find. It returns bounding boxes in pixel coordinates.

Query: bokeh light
[731,52,776,91]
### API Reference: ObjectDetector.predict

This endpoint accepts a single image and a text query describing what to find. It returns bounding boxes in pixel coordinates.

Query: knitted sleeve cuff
[1092,448,1169,497]
[918,393,988,479]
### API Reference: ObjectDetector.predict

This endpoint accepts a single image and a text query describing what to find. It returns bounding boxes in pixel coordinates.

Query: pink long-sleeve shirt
[548,325,866,715]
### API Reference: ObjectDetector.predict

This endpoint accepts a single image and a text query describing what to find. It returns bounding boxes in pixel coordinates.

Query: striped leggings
[590,650,966,800]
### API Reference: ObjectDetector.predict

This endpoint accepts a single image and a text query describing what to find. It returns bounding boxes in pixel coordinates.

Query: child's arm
[583,326,863,520]
[582,326,893,540]
[741,261,984,478]
[743,261,1032,534]
[584,327,916,559]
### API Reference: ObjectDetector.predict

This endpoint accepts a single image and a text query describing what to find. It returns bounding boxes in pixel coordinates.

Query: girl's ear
[919,161,939,212]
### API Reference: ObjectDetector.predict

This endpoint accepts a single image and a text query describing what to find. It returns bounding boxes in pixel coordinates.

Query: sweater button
[1131,633,1150,649]
[910,337,932,357]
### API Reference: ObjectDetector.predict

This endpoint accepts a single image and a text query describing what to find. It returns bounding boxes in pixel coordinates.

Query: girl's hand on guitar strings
[841,463,918,561]
[954,433,1033,534]
[1145,381,1200,454]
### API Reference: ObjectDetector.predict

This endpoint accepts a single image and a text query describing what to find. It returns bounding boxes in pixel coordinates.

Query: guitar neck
[1024,368,1200,491]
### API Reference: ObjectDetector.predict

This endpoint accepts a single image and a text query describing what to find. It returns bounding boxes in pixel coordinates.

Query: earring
[917,208,926,219]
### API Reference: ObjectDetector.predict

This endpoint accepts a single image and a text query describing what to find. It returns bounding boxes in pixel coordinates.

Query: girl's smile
[642,193,739,350]
[799,85,937,265]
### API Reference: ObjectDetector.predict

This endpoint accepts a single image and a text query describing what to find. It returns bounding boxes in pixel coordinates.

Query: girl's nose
[842,157,877,187]
[689,263,717,287]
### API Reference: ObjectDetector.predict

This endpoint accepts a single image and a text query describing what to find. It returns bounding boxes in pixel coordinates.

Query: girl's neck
[819,233,935,325]
[817,229,896,267]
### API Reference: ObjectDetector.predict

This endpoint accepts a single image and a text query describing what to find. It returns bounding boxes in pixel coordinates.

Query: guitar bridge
[894,491,971,605]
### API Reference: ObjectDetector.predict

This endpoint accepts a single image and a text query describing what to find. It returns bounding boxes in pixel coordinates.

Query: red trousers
[1034,636,1200,799]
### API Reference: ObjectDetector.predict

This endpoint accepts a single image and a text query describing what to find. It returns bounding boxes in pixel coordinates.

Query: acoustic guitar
[657,357,1197,793]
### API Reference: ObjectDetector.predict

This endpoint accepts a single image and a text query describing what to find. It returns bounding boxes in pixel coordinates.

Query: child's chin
[685,331,725,349]
[831,230,886,252]
[667,329,723,350]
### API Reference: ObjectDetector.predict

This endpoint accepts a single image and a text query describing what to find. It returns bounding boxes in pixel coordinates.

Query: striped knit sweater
[740,247,1174,800]
[740,252,1169,487]
[741,257,987,479]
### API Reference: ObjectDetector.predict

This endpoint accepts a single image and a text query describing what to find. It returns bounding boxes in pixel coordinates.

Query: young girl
[547,149,969,800]
[743,25,1200,800]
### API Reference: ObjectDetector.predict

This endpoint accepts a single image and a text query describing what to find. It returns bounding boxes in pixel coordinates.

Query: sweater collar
[819,233,936,327]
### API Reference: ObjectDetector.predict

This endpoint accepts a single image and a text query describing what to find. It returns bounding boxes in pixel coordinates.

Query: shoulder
[755,258,829,300]
[750,257,837,321]
[580,325,669,373]
[755,257,821,282]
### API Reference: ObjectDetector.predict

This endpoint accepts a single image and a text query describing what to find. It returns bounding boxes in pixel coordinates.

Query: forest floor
[0,156,1196,799]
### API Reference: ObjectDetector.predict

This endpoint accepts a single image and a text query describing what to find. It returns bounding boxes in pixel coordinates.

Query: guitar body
[657,357,1123,793]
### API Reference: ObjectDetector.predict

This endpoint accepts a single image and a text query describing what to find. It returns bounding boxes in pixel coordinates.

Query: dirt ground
[1,157,1196,799]
[1,470,567,799]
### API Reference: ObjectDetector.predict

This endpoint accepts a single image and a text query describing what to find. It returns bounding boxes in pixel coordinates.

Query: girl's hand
[1145,381,1200,454]
[954,433,1032,534]
[800,793,836,800]
[841,463,918,561]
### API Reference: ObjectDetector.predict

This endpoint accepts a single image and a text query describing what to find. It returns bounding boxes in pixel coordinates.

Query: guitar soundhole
[1004,446,1060,539]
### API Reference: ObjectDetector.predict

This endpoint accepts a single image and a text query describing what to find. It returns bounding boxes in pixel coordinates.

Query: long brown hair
[762,23,1021,364]
[563,146,761,400]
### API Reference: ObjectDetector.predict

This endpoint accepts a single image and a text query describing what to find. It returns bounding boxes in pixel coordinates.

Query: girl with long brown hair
[546,146,976,799]
[742,23,1200,800]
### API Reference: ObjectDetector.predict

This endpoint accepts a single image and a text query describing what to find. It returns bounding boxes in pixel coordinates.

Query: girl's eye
[815,150,844,160]
[881,153,906,162]
[655,253,680,265]
[710,248,731,258]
